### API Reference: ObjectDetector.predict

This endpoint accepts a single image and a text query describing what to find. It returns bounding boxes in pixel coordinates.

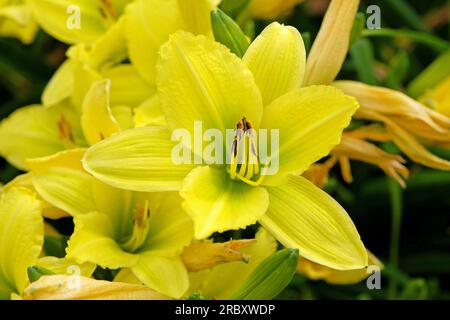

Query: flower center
[227,117,266,186]
[120,200,151,252]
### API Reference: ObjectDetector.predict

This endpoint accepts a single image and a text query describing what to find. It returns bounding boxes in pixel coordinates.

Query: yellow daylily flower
[335,81,450,171]
[0,0,37,43]
[23,275,169,300]
[187,228,277,299]
[28,150,194,298]
[420,75,450,117]
[83,24,368,270]
[297,250,384,285]
[248,0,304,20]
[0,187,43,300]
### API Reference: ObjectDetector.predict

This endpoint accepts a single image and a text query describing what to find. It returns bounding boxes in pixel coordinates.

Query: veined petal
[42,59,75,107]
[260,175,368,270]
[67,211,139,269]
[27,0,110,44]
[83,126,196,192]
[261,85,358,185]
[30,150,97,217]
[0,103,85,170]
[297,250,383,285]
[131,254,188,298]
[0,188,43,298]
[81,79,121,146]
[124,0,184,85]
[157,31,263,134]
[180,166,269,239]
[243,22,306,106]
[305,0,360,85]
[23,275,169,300]
[102,65,154,108]
[140,193,193,256]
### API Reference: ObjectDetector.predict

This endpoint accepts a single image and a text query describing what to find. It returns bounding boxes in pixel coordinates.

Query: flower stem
[362,28,450,53]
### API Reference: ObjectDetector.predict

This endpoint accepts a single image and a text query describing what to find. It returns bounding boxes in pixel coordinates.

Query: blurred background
[0,0,449,299]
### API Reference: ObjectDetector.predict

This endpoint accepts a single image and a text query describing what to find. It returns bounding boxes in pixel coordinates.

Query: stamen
[228,117,267,186]
[120,200,151,252]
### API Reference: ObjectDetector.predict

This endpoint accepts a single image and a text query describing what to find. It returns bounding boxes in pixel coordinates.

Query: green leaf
[229,248,299,300]
[211,9,250,58]
[350,38,379,85]
[384,0,429,32]
[385,49,410,89]
[43,235,69,258]
[220,0,250,19]
[407,49,450,98]
[349,12,366,46]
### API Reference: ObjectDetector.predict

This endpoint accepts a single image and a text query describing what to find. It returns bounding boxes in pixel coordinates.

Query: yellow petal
[0,103,85,170]
[133,95,167,127]
[244,22,306,105]
[335,81,450,142]
[111,106,134,130]
[42,59,75,107]
[124,0,184,85]
[305,0,360,85]
[358,108,450,171]
[131,254,188,298]
[177,0,216,35]
[180,166,269,239]
[30,150,97,217]
[83,126,196,192]
[157,31,263,134]
[27,0,109,44]
[260,85,358,185]
[23,275,169,300]
[67,211,139,269]
[37,257,96,278]
[260,175,368,270]
[333,135,409,187]
[298,250,384,285]
[249,0,303,19]
[0,187,43,298]
[0,4,37,44]
[421,75,450,117]
[102,64,154,108]
[188,228,277,299]
[81,79,121,145]
[182,239,256,272]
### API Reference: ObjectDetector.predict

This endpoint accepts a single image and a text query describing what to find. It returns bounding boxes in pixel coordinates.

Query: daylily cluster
[3,0,449,300]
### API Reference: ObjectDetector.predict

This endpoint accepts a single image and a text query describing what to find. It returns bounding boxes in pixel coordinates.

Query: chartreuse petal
[29,150,97,217]
[124,0,184,85]
[102,65,154,108]
[180,166,269,239]
[260,175,368,270]
[42,59,75,107]
[157,31,263,134]
[27,0,110,44]
[261,85,358,185]
[0,188,43,299]
[177,0,216,35]
[131,253,188,298]
[140,192,193,256]
[36,257,96,278]
[83,126,196,192]
[81,79,121,145]
[243,22,306,106]
[133,95,167,127]
[67,211,139,269]
[188,228,277,299]
[0,4,37,44]
[0,103,85,170]
[111,106,134,130]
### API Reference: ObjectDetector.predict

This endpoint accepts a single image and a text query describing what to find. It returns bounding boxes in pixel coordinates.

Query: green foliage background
[0,0,449,299]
